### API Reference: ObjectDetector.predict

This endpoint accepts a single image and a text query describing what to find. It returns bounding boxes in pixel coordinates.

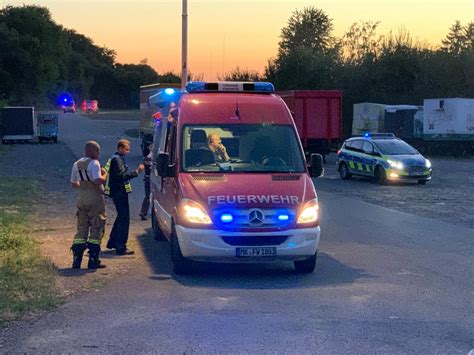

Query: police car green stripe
[336,133,432,185]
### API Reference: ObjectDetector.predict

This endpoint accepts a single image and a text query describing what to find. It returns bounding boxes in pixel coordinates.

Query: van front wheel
[294,252,317,273]
[171,228,193,275]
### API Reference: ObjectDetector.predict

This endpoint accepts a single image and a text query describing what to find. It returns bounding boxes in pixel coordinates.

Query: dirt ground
[316,154,474,229]
[0,142,150,300]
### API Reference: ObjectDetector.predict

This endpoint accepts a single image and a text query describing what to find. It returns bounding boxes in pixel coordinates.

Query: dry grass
[0,178,60,325]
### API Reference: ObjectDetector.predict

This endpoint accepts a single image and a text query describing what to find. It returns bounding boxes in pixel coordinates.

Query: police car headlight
[181,199,212,225]
[425,159,431,168]
[297,199,319,225]
[387,159,404,170]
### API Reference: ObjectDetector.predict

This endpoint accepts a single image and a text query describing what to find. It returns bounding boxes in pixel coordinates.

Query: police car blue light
[278,214,290,221]
[164,88,175,95]
[220,213,233,223]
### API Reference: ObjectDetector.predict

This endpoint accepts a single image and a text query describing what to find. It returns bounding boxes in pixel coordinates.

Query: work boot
[71,243,87,269]
[87,243,106,269]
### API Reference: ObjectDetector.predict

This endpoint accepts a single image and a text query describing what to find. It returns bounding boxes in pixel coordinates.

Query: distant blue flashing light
[364,132,370,138]
[220,214,233,223]
[164,88,175,95]
[186,81,275,93]
[64,98,68,102]
[278,214,290,221]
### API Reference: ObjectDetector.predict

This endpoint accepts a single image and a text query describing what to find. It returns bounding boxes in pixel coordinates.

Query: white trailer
[423,98,474,141]
[1,107,36,143]
[353,102,421,139]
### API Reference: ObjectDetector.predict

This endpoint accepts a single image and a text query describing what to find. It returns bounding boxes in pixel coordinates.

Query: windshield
[374,139,418,155]
[181,124,306,173]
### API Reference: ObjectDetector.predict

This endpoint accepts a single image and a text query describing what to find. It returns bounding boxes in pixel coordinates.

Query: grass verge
[0,178,59,325]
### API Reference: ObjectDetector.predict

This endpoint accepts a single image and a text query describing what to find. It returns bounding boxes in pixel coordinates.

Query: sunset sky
[4,0,473,80]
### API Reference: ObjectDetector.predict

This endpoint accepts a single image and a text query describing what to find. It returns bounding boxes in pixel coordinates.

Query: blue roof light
[186,81,274,93]
[278,214,290,221]
[220,213,233,223]
[364,132,370,138]
[164,88,175,95]
[254,82,275,92]
[186,82,206,91]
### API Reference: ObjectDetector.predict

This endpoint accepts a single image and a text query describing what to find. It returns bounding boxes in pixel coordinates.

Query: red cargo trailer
[277,90,343,160]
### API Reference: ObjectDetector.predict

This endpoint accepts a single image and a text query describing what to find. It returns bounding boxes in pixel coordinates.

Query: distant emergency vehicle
[61,98,75,114]
[336,133,432,184]
[81,100,99,113]
[149,82,324,274]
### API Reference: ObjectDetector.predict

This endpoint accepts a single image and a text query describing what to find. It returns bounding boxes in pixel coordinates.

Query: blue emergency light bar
[186,81,275,93]
[360,132,396,139]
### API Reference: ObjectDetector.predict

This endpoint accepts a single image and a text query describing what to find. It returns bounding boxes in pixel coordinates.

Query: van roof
[179,93,292,125]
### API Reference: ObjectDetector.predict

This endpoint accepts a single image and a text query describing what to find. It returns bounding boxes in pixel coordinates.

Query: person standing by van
[70,141,108,269]
[104,139,144,255]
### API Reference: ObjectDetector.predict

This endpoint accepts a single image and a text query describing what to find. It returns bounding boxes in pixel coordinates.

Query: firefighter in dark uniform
[139,143,153,220]
[104,139,144,255]
[70,141,108,269]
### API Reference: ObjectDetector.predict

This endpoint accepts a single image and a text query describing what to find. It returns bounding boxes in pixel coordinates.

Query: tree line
[0,5,180,109]
[1,4,473,125]
[222,7,474,136]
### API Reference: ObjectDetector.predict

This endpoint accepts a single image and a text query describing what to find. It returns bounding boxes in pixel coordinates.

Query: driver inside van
[207,133,230,163]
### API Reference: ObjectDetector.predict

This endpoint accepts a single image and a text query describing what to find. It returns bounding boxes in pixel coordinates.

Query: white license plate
[236,247,277,257]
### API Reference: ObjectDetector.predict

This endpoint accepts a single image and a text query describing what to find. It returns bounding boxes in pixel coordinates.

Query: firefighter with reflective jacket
[70,141,108,269]
[104,139,144,255]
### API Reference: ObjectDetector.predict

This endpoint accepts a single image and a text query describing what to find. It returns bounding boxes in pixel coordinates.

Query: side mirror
[156,153,170,177]
[309,153,324,178]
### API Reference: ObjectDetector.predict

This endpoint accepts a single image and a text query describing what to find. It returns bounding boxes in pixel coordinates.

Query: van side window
[165,122,177,164]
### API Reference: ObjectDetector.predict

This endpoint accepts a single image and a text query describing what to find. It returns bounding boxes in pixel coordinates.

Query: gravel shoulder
[0,141,149,309]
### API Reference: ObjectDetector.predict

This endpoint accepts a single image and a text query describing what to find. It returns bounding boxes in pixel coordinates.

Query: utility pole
[181,0,188,90]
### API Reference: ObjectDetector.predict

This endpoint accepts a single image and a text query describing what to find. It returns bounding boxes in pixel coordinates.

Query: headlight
[425,159,431,168]
[297,199,319,225]
[387,159,404,170]
[181,199,212,224]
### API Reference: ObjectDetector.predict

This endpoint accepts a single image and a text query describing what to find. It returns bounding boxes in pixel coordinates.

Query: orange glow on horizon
[4,0,474,80]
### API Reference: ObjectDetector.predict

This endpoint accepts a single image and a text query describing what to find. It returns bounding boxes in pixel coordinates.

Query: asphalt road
[1,113,473,354]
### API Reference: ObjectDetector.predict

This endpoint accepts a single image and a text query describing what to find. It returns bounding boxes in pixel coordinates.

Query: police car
[336,133,432,185]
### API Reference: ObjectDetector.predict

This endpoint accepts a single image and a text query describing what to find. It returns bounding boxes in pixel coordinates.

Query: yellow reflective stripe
[366,164,371,172]
[73,238,87,245]
[357,163,363,170]
[125,183,132,193]
[104,158,112,195]
[87,239,101,245]
[104,159,111,172]
[348,161,355,169]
